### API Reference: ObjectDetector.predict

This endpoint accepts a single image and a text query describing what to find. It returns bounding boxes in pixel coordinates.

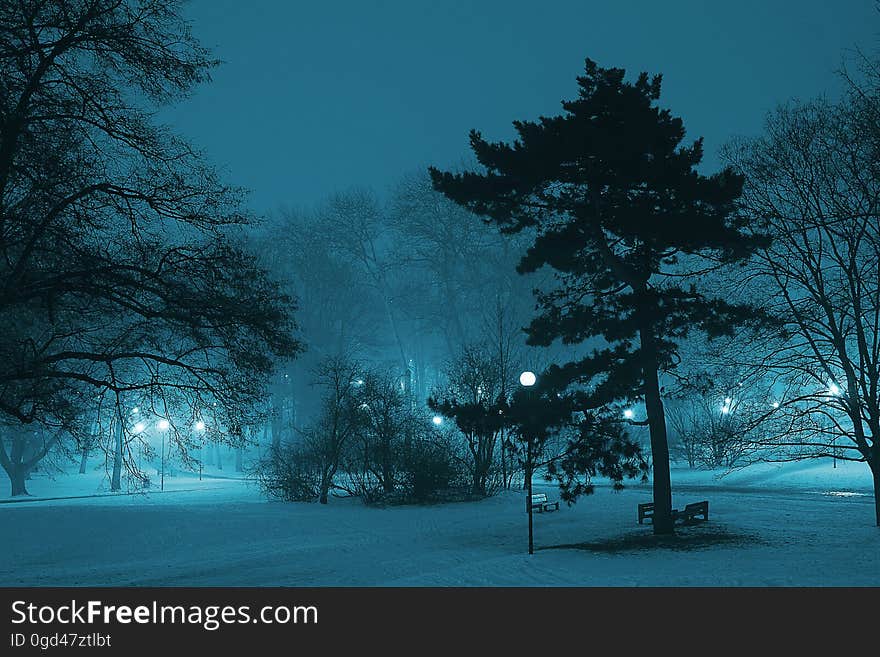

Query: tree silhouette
[430,59,768,533]
[0,1,300,494]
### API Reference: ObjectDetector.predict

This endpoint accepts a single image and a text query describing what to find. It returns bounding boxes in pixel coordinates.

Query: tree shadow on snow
[539,524,763,554]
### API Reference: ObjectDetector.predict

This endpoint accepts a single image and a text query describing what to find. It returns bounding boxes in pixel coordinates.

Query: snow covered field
[2,460,878,586]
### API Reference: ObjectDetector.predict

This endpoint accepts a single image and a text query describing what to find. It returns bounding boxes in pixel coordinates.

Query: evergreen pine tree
[430,59,768,534]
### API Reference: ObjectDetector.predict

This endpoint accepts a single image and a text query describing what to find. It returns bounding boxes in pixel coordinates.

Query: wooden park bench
[674,500,709,524]
[527,492,560,513]
[638,500,709,525]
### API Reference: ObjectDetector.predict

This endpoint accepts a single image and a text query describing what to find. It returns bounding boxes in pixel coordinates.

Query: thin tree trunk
[82,413,99,474]
[261,423,270,458]
[271,401,282,451]
[872,459,880,527]
[110,405,124,491]
[319,469,330,504]
[499,428,508,489]
[639,323,674,535]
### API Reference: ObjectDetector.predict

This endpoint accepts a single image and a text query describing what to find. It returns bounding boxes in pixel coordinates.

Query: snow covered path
[2,471,878,586]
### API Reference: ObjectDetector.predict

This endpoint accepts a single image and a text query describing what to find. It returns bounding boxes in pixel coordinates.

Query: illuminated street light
[157,419,170,431]
[721,405,730,415]
[828,383,841,396]
[432,416,443,426]
[194,420,206,432]
[623,409,635,420]
[771,401,780,409]
[133,422,146,434]
[131,407,139,415]
[519,370,540,556]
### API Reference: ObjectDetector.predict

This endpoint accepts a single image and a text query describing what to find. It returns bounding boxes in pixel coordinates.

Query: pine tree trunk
[638,323,674,535]
[235,447,243,473]
[215,443,222,470]
[79,448,89,474]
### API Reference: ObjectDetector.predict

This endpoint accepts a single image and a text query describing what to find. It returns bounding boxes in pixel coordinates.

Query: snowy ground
[2,460,877,586]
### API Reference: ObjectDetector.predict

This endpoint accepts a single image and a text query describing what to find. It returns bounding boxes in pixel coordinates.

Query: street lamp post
[520,370,537,556]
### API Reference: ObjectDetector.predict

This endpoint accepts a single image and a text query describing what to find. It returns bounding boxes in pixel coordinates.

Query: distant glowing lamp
[157,419,170,431]
[194,420,206,432]
[828,383,841,396]
[623,409,634,420]
[133,422,146,434]
[519,371,536,387]
[432,416,443,426]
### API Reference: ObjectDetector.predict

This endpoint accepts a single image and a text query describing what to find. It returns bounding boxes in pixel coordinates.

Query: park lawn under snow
[1,460,877,586]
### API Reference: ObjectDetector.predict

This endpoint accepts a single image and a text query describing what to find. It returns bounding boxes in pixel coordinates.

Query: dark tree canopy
[431,58,769,533]
[0,0,300,494]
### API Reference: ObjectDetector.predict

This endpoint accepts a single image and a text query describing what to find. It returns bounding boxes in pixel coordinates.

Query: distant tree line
[253,51,880,530]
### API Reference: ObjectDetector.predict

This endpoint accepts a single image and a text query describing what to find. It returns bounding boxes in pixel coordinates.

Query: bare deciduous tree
[729,71,880,524]
[0,1,300,495]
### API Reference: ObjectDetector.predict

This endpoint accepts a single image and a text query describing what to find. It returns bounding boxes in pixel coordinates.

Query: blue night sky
[163,0,878,213]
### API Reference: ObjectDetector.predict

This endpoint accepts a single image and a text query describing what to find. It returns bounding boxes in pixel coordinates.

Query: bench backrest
[530,493,548,504]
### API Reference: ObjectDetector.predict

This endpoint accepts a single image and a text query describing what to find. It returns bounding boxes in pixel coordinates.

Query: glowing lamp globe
[519,371,536,387]
[157,419,170,431]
